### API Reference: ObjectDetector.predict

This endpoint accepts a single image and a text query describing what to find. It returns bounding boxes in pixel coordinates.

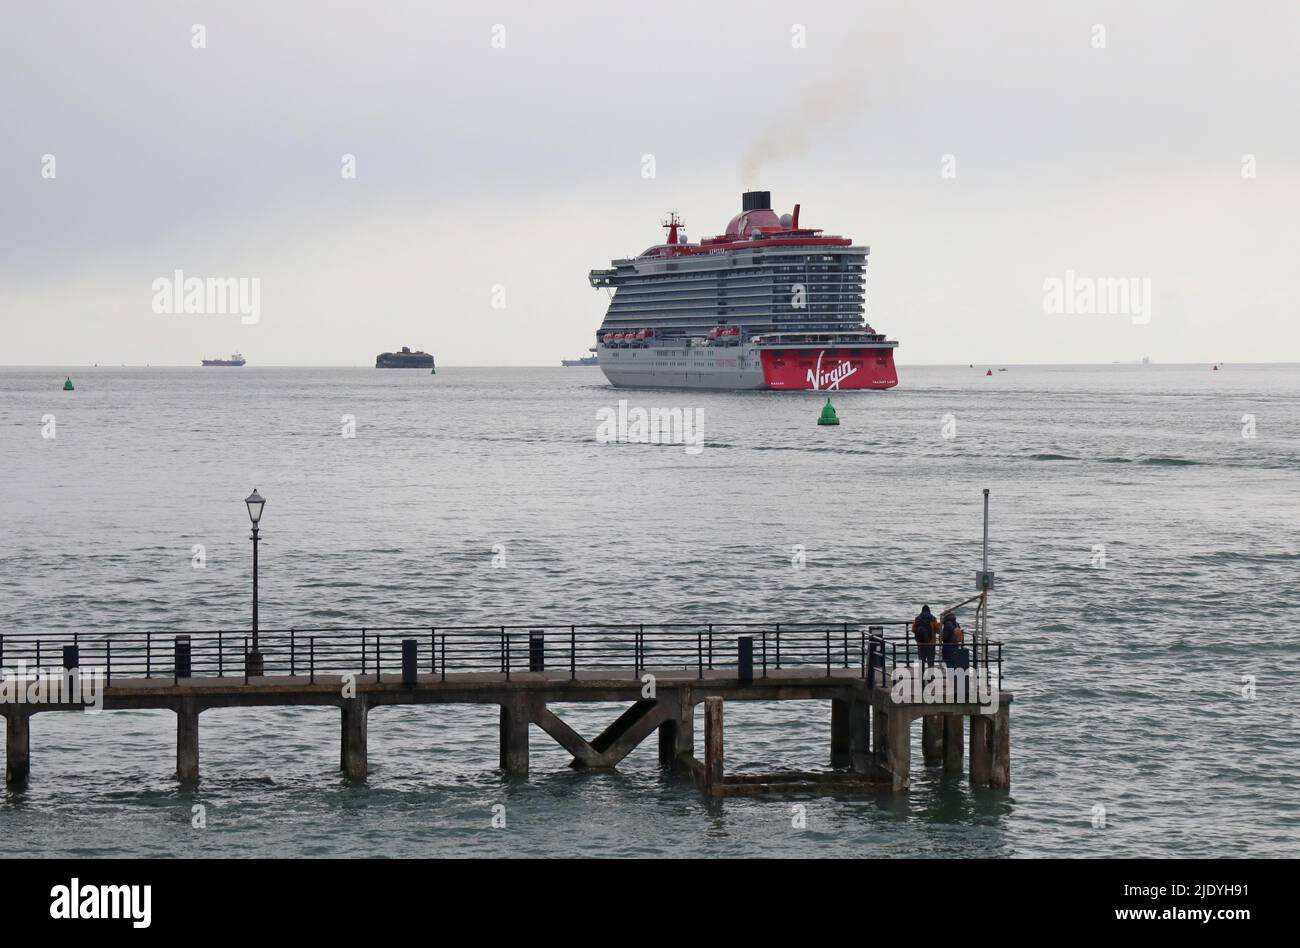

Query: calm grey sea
[1,364,1298,858]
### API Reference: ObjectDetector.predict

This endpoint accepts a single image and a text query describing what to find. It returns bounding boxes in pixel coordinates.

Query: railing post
[697,628,703,679]
[375,635,381,683]
[440,634,446,683]
[146,632,151,678]
[707,624,713,670]
[243,637,249,685]
[430,628,436,673]
[290,629,296,677]
[37,640,42,674]
[106,640,112,687]
[776,623,781,668]
[843,622,849,668]
[310,637,315,685]
[218,629,223,678]
[361,629,367,675]
[570,626,576,681]
[505,633,511,682]
[761,630,767,678]
[825,629,831,677]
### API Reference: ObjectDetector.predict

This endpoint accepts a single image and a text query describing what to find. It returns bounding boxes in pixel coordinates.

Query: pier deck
[1,625,1011,795]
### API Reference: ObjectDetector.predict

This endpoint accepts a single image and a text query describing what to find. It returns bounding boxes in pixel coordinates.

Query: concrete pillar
[341,698,369,778]
[830,699,850,767]
[921,714,943,764]
[498,696,529,776]
[991,706,1011,789]
[872,706,889,767]
[942,714,964,774]
[848,698,871,774]
[657,691,694,769]
[886,710,911,791]
[703,696,724,795]
[5,713,31,784]
[970,713,992,786]
[176,698,200,782]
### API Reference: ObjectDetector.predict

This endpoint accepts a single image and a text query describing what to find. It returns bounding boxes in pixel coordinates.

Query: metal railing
[0,623,1002,696]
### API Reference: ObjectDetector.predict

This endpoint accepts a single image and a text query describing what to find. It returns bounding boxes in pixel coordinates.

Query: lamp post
[245,489,266,677]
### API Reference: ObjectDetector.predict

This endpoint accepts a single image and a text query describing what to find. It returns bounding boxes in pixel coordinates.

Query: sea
[1,363,1297,858]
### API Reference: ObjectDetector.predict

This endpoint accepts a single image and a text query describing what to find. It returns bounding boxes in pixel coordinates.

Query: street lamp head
[245,489,266,525]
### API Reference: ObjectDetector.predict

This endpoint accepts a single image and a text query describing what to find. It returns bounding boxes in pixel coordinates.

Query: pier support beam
[176,698,200,782]
[499,696,529,776]
[830,699,850,767]
[702,696,724,795]
[657,691,694,769]
[942,714,964,774]
[341,698,369,778]
[848,698,871,774]
[991,706,1011,790]
[970,713,992,786]
[886,711,911,791]
[921,714,943,764]
[872,706,889,768]
[6,712,31,785]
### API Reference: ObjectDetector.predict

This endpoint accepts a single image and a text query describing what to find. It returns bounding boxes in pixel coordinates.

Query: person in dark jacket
[941,611,965,668]
[913,605,938,666]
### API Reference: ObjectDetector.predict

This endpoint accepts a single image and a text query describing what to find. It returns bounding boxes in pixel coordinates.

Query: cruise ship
[588,191,898,390]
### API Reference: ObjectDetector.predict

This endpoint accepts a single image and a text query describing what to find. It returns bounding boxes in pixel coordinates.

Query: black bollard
[401,638,417,687]
[738,636,753,685]
[175,635,192,680]
[529,630,545,673]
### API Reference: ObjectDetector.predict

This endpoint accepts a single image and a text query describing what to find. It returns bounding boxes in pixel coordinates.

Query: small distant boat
[376,346,435,369]
[202,353,246,366]
[562,348,599,367]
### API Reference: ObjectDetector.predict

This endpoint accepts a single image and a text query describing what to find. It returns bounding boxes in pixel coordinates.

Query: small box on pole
[62,644,80,670]
[737,636,753,684]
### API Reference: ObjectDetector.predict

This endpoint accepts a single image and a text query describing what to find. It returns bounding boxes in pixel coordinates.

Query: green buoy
[63,377,74,391]
[817,397,839,426]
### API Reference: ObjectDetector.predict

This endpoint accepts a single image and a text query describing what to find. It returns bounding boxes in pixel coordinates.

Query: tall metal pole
[251,522,260,655]
[982,488,990,648]
[982,488,990,573]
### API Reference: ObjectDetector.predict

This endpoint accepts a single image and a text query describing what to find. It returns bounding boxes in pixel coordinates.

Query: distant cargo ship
[589,190,898,390]
[201,353,245,366]
[375,346,435,369]
[562,348,599,367]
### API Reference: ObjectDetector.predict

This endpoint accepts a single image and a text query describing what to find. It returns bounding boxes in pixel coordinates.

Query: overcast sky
[2,0,1297,366]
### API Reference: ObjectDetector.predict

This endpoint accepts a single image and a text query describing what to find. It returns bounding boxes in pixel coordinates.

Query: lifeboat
[602,332,614,344]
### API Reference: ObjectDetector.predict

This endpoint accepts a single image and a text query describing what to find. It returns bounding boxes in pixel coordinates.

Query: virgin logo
[806,351,857,390]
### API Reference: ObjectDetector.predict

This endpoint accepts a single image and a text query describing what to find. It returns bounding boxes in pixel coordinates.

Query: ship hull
[598,344,897,391]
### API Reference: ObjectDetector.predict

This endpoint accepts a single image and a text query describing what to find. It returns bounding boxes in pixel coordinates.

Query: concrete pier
[921,714,943,764]
[1,663,1011,797]
[943,714,964,774]
[176,697,200,782]
[341,698,368,778]
[6,712,30,784]
[498,696,529,776]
